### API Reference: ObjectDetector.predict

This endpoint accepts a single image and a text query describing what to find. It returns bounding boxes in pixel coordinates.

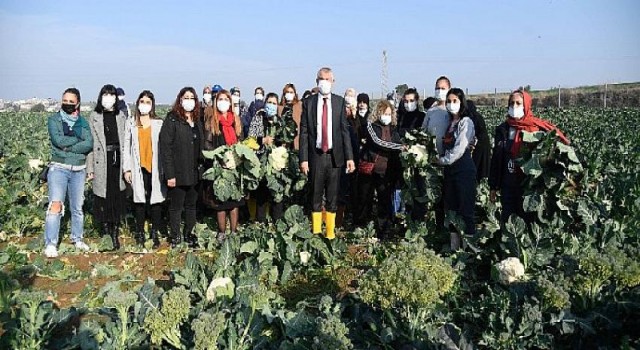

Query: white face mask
[285,92,295,102]
[138,104,152,115]
[101,95,116,110]
[358,109,367,117]
[217,100,231,113]
[203,93,212,103]
[181,99,196,112]
[318,80,332,95]
[231,95,240,104]
[404,101,417,112]
[345,96,356,107]
[508,106,525,119]
[380,114,392,125]
[435,88,449,101]
[446,102,460,114]
[255,93,264,101]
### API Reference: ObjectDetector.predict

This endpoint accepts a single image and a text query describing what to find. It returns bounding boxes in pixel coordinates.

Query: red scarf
[506,91,570,156]
[219,112,238,145]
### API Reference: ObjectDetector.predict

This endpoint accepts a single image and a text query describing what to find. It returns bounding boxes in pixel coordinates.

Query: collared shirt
[315,94,333,150]
[422,104,450,155]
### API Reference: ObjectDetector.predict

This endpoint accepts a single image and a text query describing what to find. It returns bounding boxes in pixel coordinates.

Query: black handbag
[39,164,50,183]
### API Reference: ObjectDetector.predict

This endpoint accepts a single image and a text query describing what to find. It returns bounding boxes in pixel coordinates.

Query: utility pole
[381,50,388,100]
[494,88,497,107]
[558,85,561,108]
[604,83,608,108]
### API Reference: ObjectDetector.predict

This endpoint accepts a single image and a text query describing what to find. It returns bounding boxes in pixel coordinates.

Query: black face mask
[61,103,77,114]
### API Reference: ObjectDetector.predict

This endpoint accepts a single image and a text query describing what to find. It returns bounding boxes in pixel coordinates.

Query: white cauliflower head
[29,158,43,169]
[223,150,240,170]
[495,257,525,285]
[408,145,428,165]
[206,277,235,301]
[299,251,311,265]
[269,146,289,171]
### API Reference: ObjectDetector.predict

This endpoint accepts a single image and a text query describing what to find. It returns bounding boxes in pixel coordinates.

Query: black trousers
[167,184,198,236]
[134,168,163,232]
[310,152,341,212]
[255,181,284,222]
[444,169,477,235]
[355,172,394,236]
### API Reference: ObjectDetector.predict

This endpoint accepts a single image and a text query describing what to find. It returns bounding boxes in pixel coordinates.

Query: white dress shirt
[315,93,333,150]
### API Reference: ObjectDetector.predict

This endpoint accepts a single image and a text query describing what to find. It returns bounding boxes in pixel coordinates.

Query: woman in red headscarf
[202,89,244,241]
[488,90,569,224]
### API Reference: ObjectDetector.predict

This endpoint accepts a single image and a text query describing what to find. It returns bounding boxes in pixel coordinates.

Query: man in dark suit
[299,67,355,239]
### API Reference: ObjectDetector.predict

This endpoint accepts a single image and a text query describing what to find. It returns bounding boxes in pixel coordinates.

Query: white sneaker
[44,245,58,258]
[74,241,90,252]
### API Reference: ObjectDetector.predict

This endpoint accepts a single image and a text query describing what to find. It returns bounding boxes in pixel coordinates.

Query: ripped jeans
[44,164,86,246]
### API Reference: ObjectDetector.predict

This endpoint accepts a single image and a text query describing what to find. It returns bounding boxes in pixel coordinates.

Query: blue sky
[1,0,639,103]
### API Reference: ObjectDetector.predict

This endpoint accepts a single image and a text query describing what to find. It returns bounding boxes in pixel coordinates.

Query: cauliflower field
[0,107,639,349]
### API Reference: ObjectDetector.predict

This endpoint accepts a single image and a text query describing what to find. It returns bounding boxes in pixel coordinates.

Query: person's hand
[87,172,94,181]
[300,161,309,176]
[490,190,497,203]
[430,155,441,165]
[167,178,176,188]
[346,160,355,173]
[263,136,273,146]
[124,171,132,184]
[402,145,409,151]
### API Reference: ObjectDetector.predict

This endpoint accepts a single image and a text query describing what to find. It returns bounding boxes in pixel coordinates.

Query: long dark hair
[446,88,469,117]
[135,90,159,126]
[279,83,299,106]
[171,87,200,122]
[94,84,118,113]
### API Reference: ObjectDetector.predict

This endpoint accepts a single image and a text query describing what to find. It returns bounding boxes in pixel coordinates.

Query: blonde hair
[369,100,397,126]
[344,88,357,115]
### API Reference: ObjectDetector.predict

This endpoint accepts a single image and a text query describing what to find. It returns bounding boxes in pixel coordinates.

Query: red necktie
[321,97,329,152]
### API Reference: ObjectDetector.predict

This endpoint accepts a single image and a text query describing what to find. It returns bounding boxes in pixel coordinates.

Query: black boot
[109,223,120,250]
[150,229,160,249]
[170,230,181,248]
[101,222,110,239]
[182,228,197,248]
[134,225,145,246]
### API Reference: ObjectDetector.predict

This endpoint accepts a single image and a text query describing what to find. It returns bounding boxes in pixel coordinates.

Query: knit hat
[357,93,370,105]
[116,87,125,96]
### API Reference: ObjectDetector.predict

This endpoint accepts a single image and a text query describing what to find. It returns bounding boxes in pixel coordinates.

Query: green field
[0,107,639,349]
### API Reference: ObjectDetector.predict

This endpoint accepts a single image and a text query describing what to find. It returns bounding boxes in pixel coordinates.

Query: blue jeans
[44,165,86,246]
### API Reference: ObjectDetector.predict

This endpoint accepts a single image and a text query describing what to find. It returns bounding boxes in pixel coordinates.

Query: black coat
[361,121,403,177]
[299,94,354,168]
[159,112,204,186]
[397,110,425,136]
[467,100,491,181]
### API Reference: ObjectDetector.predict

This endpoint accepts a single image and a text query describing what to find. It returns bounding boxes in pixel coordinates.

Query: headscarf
[506,90,570,156]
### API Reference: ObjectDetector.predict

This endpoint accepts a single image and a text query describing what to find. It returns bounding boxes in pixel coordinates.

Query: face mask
[446,102,460,114]
[217,100,231,113]
[380,114,392,125]
[435,88,449,101]
[508,106,525,119]
[61,103,77,114]
[318,80,332,95]
[118,95,125,101]
[181,99,196,112]
[285,92,295,102]
[404,101,417,112]
[203,93,212,103]
[138,104,152,115]
[101,95,116,110]
[265,103,277,116]
[255,93,264,101]
[345,96,356,107]
[231,95,240,104]
[358,109,367,117]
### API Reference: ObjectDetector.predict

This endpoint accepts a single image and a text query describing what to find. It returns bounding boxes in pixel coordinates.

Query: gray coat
[122,118,167,204]
[87,111,126,198]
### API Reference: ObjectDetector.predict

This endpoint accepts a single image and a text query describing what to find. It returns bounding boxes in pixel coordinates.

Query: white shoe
[74,241,90,251]
[44,245,58,258]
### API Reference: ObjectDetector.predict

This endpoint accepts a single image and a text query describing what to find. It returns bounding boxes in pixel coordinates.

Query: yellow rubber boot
[325,212,336,240]
[312,212,323,234]
[248,198,257,221]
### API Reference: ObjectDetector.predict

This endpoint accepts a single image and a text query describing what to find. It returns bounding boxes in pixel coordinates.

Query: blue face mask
[265,103,277,117]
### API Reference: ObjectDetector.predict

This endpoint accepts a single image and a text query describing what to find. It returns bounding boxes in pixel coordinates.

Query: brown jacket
[277,101,301,150]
